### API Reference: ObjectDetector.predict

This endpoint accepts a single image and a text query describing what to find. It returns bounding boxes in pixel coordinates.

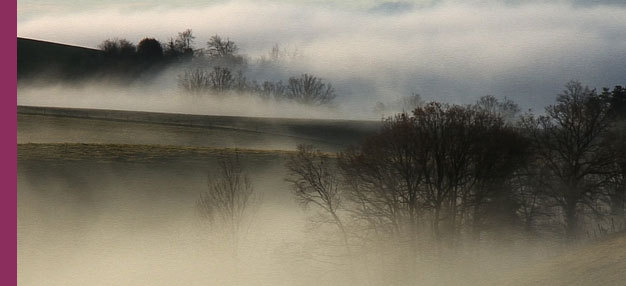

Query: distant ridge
[17,37,105,80]
[18,37,100,52]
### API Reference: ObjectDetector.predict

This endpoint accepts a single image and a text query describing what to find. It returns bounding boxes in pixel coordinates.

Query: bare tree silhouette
[286,145,351,256]
[196,153,259,245]
[522,81,615,239]
[286,74,336,106]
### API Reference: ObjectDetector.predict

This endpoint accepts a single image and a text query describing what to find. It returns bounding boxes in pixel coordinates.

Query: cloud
[17,1,626,113]
[369,2,415,14]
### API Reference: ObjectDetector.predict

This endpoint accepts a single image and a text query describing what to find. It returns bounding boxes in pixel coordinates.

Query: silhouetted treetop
[521,81,615,239]
[207,35,238,58]
[137,38,163,61]
[602,85,626,119]
[98,38,136,58]
[176,29,195,55]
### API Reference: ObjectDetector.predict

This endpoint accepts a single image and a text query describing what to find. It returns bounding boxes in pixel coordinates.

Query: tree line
[99,29,337,106]
[194,81,624,265]
[178,68,336,106]
[285,81,626,255]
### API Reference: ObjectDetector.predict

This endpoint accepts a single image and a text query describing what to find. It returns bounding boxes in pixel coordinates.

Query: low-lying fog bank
[19,150,589,286]
[17,82,369,121]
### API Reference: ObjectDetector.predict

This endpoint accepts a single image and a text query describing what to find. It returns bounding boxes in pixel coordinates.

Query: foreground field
[17,111,626,286]
[18,143,308,286]
[18,143,293,163]
[506,233,626,286]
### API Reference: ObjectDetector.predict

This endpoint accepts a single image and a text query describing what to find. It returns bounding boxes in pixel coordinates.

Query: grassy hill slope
[18,106,380,152]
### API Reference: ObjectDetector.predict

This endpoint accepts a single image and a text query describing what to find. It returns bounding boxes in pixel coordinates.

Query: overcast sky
[17,0,626,112]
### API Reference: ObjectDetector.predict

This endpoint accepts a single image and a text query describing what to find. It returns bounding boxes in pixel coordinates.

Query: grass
[18,143,296,163]
[484,232,626,286]
[18,107,379,152]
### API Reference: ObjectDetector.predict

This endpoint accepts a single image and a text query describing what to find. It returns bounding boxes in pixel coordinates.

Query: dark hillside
[17,37,105,81]
[17,37,169,83]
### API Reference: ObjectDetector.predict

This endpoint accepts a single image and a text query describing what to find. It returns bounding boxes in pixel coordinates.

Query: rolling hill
[17,37,105,80]
[18,105,380,152]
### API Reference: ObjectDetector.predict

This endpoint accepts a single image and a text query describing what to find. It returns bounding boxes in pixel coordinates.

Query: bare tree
[465,110,529,240]
[510,164,552,235]
[285,74,336,106]
[603,86,626,225]
[341,101,528,245]
[409,103,482,244]
[162,29,195,59]
[205,35,245,67]
[207,35,239,58]
[475,95,521,123]
[257,80,286,101]
[98,38,136,58]
[178,66,236,95]
[521,81,616,239]
[208,66,235,93]
[339,113,423,246]
[286,145,351,255]
[178,69,210,95]
[196,153,258,242]
[175,29,195,55]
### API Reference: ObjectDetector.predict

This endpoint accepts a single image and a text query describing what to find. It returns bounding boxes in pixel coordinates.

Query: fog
[17,82,359,120]
[18,158,308,285]
[17,1,626,285]
[18,0,626,114]
[18,155,563,286]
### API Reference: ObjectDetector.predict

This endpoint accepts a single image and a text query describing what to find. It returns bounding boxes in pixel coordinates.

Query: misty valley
[17,91,626,285]
[16,1,626,285]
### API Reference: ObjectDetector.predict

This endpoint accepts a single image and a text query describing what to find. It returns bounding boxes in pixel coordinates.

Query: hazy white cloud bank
[18,0,626,114]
